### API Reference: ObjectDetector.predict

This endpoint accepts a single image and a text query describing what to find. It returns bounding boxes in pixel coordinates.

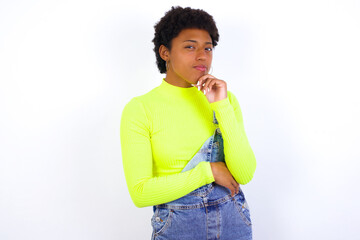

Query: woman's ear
[159,45,170,62]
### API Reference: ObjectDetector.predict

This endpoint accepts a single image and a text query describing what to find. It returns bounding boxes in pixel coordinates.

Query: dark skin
[159,28,239,197]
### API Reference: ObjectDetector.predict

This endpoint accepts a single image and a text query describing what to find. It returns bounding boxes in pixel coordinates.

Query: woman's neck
[165,71,193,88]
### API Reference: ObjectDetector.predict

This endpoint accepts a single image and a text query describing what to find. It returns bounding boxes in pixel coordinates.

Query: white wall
[1,0,359,239]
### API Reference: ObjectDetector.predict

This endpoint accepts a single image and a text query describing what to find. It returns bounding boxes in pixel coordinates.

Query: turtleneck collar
[158,78,199,97]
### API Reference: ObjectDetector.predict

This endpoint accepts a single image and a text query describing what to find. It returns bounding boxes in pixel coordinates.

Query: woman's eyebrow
[183,40,213,45]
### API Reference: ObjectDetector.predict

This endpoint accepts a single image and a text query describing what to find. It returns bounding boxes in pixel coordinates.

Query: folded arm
[120,97,215,208]
[209,91,256,184]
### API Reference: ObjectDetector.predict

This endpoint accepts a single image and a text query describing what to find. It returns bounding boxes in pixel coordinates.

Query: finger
[232,186,237,197]
[230,187,235,197]
[197,74,215,84]
[203,78,214,94]
[204,79,220,95]
[225,182,236,197]
[197,75,215,92]
[235,183,239,194]
[231,181,239,194]
[206,78,218,93]
[198,77,213,93]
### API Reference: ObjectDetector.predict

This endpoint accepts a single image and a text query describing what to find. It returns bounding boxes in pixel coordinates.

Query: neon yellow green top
[120,79,256,208]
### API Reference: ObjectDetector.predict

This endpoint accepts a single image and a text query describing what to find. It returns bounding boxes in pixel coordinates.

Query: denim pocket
[151,207,173,236]
[234,191,252,226]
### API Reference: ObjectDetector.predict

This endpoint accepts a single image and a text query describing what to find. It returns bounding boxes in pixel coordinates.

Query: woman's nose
[196,49,207,61]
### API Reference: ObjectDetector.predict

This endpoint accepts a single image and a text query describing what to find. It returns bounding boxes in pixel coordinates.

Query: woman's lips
[194,65,207,72]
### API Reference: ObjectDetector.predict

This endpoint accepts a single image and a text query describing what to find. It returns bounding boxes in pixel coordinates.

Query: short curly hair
[152,6,220,73]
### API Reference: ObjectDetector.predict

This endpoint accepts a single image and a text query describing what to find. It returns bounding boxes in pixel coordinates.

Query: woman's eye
[185,46,195,49]
[205,47,213,52]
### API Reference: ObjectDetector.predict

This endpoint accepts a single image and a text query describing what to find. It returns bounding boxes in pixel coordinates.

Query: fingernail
[203,89,206,95]
[198,86,200,91]
[197,81,199,85]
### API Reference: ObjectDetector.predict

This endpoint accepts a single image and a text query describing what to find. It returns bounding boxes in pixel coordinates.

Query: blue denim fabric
[151,111,252,240]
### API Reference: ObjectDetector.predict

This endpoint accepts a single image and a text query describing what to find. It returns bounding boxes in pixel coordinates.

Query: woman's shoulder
[121,96,150,127]
[121,86,162,115]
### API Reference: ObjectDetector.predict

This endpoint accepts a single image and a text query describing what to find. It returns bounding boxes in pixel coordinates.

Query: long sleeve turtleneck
[120,79,256,208]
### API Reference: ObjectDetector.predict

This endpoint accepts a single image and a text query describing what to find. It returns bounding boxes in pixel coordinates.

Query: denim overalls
[151,111,252,240]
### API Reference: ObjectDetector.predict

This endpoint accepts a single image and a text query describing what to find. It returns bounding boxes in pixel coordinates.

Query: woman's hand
[192,74,227,103]
[210,162,239,197]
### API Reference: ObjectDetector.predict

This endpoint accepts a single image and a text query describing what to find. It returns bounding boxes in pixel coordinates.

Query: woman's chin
[188,73,206,83]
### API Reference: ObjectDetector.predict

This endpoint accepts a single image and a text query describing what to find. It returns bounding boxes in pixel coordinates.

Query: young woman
[120,6,256,240]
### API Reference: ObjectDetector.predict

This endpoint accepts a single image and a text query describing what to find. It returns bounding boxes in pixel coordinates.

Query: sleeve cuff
[209,96,232,112]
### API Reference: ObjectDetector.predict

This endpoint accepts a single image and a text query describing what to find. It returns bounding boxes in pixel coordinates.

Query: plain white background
[1,0,359,239]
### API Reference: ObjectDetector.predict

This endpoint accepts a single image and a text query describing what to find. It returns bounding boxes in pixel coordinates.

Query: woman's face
[165,28,213,86]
